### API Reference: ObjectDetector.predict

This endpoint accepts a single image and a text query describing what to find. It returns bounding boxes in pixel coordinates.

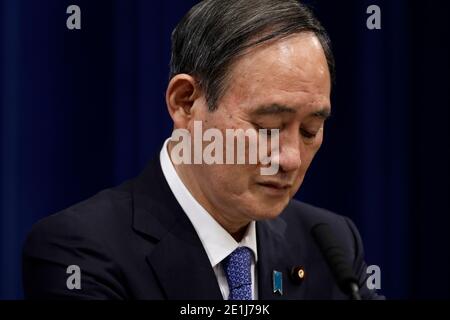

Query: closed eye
[300,128,317,139]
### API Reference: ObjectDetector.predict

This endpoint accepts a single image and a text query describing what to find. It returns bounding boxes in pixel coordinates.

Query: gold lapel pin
[290,266,306,284]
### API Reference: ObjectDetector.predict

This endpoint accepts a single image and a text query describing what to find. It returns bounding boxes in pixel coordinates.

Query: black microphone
[311,223,361,300]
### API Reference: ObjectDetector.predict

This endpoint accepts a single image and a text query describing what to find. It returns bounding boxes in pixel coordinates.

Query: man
[23,0,383,300]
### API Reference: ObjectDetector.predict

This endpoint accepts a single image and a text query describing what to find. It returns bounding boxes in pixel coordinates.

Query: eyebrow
[250,104,297,116]
[312,108,331,120]
[250,103,331,120]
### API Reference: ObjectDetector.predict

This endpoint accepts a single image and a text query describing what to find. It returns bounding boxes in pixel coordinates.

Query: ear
[166,74,201,129]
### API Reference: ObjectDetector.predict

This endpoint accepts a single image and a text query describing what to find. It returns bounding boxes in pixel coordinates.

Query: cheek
[200,164,254,195]
[295,137,323,182]
[303,131,323,163]
[301,146,320,173]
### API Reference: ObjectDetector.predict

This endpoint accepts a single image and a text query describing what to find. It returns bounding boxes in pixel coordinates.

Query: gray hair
[170,0,335,111]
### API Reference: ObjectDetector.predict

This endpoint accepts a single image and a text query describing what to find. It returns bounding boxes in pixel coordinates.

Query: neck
[167,140,250,242]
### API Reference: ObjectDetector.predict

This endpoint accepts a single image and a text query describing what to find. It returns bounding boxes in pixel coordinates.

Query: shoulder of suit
[279,199,355,238]
[278,199,361,257]
[283,199,346,223]
[25,181,134,252]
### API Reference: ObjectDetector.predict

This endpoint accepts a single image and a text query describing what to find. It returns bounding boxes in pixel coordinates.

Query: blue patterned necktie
[222,246,253,300]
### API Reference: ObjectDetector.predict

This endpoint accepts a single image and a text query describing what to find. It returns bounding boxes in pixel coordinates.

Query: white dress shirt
[159,138,259,300]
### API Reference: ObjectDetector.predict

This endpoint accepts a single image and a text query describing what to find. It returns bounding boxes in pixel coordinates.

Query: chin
[247,198,290,221]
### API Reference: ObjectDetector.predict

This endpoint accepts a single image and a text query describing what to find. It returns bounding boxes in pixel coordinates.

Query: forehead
[223,33,331,112]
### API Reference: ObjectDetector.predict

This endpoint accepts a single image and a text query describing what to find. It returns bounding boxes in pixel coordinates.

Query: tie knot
[222,247,253,300]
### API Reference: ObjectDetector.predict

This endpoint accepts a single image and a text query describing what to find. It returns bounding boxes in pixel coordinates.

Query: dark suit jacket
[23,157,382,300]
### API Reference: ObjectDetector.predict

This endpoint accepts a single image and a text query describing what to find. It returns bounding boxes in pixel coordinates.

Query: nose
[278,136,302,173]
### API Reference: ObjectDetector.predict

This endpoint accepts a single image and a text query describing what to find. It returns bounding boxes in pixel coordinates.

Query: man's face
[183,33,331,229]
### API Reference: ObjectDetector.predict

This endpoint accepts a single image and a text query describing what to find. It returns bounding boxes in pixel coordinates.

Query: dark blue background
[1,0,449,299]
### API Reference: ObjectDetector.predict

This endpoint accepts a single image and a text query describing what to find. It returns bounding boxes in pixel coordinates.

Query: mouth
[257,181,292,194]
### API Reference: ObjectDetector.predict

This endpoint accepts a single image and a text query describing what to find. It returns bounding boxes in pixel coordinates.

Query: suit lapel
[146,213,223,299]
[131,157,222,300]
[257,218,308,300]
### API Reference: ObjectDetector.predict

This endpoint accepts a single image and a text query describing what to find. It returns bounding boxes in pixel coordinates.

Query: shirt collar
[159,138,258,268]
